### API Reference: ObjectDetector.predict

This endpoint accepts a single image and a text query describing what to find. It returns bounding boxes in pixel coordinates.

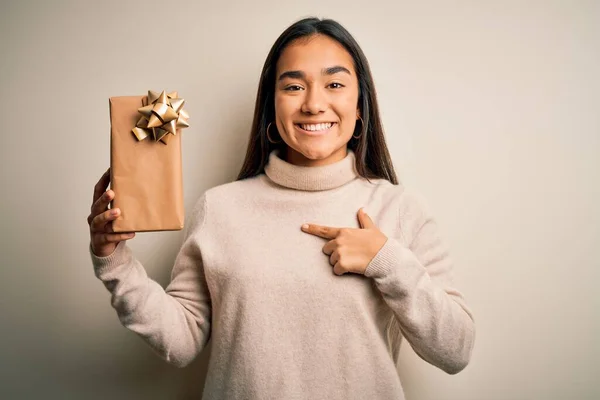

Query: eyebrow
[278,65,352,81]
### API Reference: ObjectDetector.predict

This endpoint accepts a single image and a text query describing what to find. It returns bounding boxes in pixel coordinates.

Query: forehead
[276,34,355,76]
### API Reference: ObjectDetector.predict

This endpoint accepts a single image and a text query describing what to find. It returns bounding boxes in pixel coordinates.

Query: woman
[88,17,475,400]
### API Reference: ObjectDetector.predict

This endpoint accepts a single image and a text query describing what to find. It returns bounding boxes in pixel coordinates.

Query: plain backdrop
[1,0,598,399]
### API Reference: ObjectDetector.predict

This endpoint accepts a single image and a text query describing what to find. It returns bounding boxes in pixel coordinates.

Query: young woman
[88,17,475,400]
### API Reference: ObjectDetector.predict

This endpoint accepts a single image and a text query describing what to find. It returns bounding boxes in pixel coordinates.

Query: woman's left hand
[301,208,388,276]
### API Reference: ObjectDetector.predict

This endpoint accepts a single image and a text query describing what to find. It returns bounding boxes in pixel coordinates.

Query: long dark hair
[236,17,398,185]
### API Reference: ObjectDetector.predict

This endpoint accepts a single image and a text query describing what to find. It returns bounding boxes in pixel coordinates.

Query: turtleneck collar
[264,148,359,191]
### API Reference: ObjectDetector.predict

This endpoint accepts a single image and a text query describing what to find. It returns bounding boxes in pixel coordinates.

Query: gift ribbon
[131,90,190,144]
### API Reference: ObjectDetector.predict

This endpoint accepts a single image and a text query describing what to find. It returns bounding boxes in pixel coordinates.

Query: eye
[284,85,303,91]
[328,82,345,89]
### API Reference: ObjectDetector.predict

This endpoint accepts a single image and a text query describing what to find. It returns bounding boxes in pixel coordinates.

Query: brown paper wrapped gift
[108,90,189,232]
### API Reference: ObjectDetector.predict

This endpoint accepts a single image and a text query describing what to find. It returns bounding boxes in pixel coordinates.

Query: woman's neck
[264,147,358,191]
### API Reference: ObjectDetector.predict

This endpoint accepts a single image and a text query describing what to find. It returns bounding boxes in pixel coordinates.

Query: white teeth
[300,123,333,131]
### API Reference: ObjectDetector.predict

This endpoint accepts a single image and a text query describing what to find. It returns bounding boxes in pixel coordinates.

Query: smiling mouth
[295,122,337,134]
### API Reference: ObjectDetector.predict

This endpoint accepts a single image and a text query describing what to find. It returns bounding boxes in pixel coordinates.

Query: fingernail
[301,224,309,230]
[111,209,119,216]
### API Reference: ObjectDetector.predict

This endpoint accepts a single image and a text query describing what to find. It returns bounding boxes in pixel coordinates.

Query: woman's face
[274,34,360,167]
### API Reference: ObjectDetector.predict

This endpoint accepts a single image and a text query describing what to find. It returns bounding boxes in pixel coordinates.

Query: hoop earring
[266,122,282,144]
[353,116,364,139]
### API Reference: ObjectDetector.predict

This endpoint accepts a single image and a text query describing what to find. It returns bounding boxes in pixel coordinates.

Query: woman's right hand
[88,168,136,257]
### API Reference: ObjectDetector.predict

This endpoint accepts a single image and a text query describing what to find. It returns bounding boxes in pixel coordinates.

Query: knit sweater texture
[90,149,475,400]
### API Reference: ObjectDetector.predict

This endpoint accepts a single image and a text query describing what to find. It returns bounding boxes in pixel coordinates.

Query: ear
[356,109,361,120]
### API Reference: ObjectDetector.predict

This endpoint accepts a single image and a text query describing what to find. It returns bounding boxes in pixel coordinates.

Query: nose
[301,86,327,115]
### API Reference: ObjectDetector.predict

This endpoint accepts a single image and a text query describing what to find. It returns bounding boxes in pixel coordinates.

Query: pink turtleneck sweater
[90,149,475,399]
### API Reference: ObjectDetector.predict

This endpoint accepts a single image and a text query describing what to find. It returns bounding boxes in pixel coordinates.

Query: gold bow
[131,90,190,144]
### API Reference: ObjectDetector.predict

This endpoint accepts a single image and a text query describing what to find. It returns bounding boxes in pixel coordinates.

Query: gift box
[108,90,189,232]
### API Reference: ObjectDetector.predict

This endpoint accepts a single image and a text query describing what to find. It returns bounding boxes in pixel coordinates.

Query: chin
[290,142,347,162]
[296,146,334,159]
[300,150,329,160]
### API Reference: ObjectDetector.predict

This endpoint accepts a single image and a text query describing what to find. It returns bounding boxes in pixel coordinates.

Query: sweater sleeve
[89,194,212,368]
[364,193,475,374]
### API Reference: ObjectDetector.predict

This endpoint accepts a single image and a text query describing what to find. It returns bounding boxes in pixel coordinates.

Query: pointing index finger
[301,224,340,239]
